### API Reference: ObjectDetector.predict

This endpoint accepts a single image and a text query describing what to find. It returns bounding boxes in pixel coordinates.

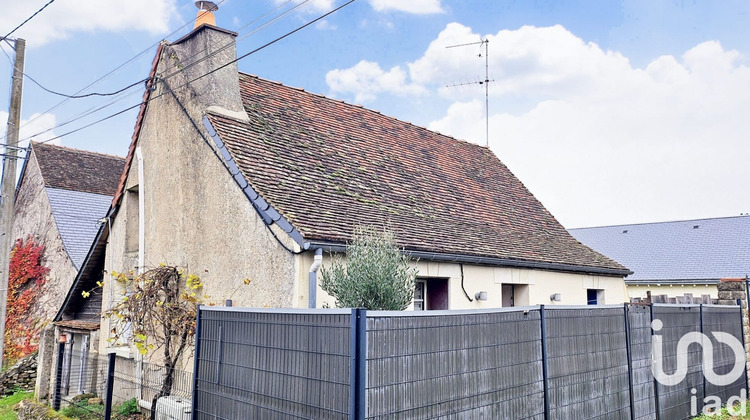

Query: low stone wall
[16,399,71,419]
[0,353,37,395]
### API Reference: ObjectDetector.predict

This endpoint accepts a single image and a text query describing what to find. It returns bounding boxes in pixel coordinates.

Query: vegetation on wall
[87,265,205,418]
[5,237,48,363]
[320,226,418,310]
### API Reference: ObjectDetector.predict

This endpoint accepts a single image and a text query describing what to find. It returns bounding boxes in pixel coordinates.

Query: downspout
[136,147,145,274]
[308,248,323,308]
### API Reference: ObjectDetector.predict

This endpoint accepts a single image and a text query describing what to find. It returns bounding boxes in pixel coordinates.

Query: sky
[0,0,748,228]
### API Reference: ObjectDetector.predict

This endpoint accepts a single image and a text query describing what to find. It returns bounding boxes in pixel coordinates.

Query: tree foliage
[98,266,205,417]
[5,237,48,363]
[320,227,417,310]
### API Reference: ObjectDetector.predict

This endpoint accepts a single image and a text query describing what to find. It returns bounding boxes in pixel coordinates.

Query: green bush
[320,226,418,310]
[115,398,139,416]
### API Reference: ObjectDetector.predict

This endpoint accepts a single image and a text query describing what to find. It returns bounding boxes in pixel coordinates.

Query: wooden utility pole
[0,37,25,367]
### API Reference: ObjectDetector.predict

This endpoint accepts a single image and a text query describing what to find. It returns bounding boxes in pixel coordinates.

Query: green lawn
[0,391,33,420]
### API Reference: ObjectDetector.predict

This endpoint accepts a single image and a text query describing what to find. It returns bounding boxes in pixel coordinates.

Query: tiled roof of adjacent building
[204,73,628,274]
[32,142,125,196]
[569,215,750,283]
[30,143,125,269]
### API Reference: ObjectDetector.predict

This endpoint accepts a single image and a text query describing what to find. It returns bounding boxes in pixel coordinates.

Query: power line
[1,0,298,144]
[1,0,56,41]
[14,0,356,147]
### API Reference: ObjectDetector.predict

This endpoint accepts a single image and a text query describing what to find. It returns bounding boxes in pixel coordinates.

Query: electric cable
[1,0,56,41]
[11,0,355,146]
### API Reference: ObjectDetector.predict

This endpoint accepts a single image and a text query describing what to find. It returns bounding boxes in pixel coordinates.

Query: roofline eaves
[306,240,632,277]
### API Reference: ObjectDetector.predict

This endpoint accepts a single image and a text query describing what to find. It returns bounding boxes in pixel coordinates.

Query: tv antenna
[445,39,493,146]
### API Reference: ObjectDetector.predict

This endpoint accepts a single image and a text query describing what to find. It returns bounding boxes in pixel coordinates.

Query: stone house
[569,215,750,302]
[10,142,124,399]
[12,142,124,327]
[73,8,631,365]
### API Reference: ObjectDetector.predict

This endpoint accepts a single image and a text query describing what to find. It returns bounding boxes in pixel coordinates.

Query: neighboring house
[10,142,124,400]
[12,142,124,333]
[569,215,750,301]
[54,10,629,365]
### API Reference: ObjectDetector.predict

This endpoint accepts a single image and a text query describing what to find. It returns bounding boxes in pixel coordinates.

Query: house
[9,142,124,399]
[569,215,750,302]
[70,6,629,364]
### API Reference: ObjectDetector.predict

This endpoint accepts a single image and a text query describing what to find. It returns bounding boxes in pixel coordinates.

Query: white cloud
[315,19,337,31]
[0,112,60,178]
[327,22,750,226]
[0,0,178,47]
[427,29,750,227]
[326,60,426,103]
[367,0,444,14]
[273,0,335,14]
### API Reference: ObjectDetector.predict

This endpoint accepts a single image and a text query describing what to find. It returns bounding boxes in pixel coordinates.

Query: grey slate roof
[46,188,112,269]
[568,216,750,284]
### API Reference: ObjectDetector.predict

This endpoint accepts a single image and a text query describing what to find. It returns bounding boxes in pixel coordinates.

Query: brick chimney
[158,1,245,116]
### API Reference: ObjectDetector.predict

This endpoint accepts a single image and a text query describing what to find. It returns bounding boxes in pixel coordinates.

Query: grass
[0,391,33,420]
[694,404,750,419]
[59,401,104,420]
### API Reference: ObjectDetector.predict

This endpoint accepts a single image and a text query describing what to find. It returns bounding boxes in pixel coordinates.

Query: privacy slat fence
[192,304,748,419]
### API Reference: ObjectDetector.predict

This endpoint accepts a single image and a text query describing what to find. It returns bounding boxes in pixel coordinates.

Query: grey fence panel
[193,308,353,420]
[627,304,656,420]
[365,309,544,419]
[545,307,631,419]
[702,305,747,405]
[652,305,703,420]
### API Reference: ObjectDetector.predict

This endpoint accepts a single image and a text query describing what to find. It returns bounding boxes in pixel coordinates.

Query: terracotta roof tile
[32,142,125,196]
[206,74,627,273]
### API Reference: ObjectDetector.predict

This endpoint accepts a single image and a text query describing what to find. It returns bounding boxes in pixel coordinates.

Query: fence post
[623,303,635,420]
[349,308,366,420]
[540,305,550,420]
[191,305,203,419]
[699,304,706,407]
[103,352,116,420]
[650,304,661,420]
[52,341,64,411]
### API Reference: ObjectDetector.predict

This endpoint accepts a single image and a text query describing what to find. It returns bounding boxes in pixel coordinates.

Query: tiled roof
[204,73,627,273]
[569,216,750,283]
[46,188,112,269]
[33,142,125,196]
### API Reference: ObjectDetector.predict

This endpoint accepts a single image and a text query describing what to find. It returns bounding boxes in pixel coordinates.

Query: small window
[587,289,604,305]
[414,280,426,311]
[413,278,449,310]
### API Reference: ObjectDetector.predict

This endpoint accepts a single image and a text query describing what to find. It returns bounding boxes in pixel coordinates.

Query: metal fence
[192,304,748,419]
[52,349,193,419]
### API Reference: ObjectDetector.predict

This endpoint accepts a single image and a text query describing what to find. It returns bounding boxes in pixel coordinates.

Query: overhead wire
[1,0,56,41]
[13,0,356,146]
[3,0,300,145]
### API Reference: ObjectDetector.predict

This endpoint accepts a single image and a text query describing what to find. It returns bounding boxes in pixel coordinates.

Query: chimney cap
[195,1,218,12]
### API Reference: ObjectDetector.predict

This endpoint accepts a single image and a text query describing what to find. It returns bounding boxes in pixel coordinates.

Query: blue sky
[1,0,749,228]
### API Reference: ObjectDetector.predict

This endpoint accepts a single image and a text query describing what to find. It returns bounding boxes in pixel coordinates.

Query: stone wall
[717,278,750,389]
[0,353,37,394]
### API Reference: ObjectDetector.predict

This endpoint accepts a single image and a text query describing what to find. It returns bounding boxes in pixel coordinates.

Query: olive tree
[320,226,418,310]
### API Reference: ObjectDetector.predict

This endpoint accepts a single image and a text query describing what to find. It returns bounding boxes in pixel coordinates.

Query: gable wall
[100,35,300,357]
[11,153,78,325]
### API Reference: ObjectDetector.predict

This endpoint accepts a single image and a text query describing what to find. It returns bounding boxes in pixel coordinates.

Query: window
[502,284,529,307]
[587,289,604,305]
[413,278,449,310]
[125,187,139,253]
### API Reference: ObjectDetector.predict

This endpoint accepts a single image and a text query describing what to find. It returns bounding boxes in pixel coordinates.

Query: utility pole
[0,37,25,367]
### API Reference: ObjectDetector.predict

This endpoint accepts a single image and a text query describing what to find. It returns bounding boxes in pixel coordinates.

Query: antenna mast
[445,39,492,146]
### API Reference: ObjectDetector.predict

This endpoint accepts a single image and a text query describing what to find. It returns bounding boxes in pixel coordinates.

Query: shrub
[320,226,417,310]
